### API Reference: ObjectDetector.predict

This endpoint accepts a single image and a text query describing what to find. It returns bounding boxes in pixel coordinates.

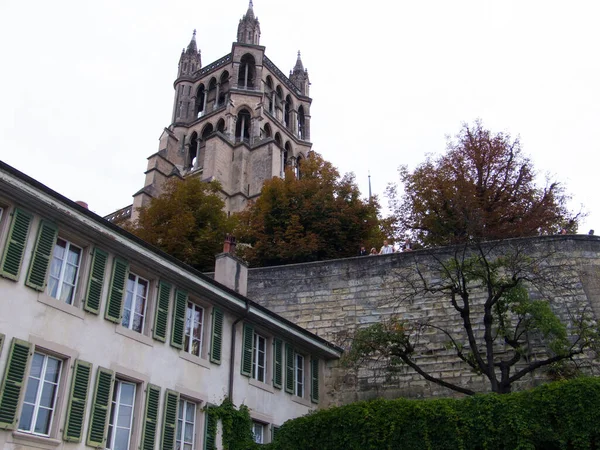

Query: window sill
[115,325,154,347]
[11,431,61,448]
[179,350,211,369]
[37,293,85,320]
[249,378,275,394]
[291,395,313,408]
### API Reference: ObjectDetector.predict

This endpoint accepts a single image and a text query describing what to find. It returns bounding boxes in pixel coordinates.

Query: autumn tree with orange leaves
[387,120,580,247]
[236,153,383,267]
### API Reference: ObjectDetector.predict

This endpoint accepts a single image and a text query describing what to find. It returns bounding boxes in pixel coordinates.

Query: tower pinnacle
[237,0,261,44]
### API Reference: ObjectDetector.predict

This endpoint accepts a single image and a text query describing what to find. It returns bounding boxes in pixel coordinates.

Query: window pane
[114,427,131,450]
[64,263,78,285]
[44,358,61,383]
[185,403,195,422]
[67,246,81,265]
[33,407,51,435]
[193,322,201,339]
[18,403,34,431]
[49,258,62,279]
[191,340,199,357]
[30,353,44,378]
[120,383,135,405]
[117,405,133,427]
[24,378,40,403]
[133,313,143,333]
[184,422,193,441]
[135,295,145,314]
[122,308,131,328]
[60,284,74,304]
[40,382,58,408]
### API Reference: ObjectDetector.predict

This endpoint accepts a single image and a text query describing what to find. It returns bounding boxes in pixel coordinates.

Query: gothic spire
[293,51,304,73]
[245,0,255,20]
[186,29,197,54]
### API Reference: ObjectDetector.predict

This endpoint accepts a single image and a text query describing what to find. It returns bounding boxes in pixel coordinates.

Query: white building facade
[0,160,341,449]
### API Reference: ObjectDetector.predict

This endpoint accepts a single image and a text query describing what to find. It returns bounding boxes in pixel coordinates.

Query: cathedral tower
[121,1,313,223]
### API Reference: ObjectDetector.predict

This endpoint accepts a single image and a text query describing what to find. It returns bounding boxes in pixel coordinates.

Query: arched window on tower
[274,132,282,147]
[265,76,274,114]
[297,105,306,139]
[284,95,293,130]
[296,155,303,178]
[189,132,199,169]
[235,109,251,143]
[217,118,226,133]
[263,123,272,138]
[238,54,256,89]
[282,141,292,177]
[201,123,214,140]
[275,86,283,120]
[207,78,217,110]
[218,71,230,106]
[195,84,206,117]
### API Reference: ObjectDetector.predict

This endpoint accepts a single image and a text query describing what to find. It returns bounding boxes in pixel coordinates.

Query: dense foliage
[236,153,383,267]
[267,378,600,450]
[127,177,235,272]
[387,120,579,247]
[343,241,600,395]
[205,398,257,450]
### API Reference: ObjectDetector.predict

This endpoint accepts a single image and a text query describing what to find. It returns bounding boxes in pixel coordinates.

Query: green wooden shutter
[86,367,115,447]
[204,407,217,450]
[170,289,187,349]
[241,323,254,377]
[153,281,171,342]
[84,248,108,314]
[0,333,5,357]
[210,308,224,364]
[105,257,129,323]
[0,208,33,280]
[25,220,58,291]
[285,344,294,394]
[63,359,92,442]
[272,425,281,442]
[160,389,179,450]
[0,338,32,430]
[140,384,161,450]
[273,339,283,389]
[311,358,319,403]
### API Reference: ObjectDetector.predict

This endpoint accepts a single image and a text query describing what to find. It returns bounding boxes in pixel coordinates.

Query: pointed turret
[237,0,261,45]
[290,50,310,96]
[178,29,202,78]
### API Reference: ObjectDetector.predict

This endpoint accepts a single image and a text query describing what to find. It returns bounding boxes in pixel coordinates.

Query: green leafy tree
[387,120,580,247]
[127,177,235,272]
[345,241,600,395]
[236,153,383,267]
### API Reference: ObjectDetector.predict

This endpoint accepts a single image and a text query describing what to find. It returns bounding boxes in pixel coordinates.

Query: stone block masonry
[247,235,600,406]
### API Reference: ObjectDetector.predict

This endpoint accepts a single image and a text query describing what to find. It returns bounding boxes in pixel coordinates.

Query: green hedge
[266,378,600,450]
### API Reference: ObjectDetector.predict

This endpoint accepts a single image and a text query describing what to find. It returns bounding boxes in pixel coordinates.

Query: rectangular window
[47,237,82,304]
[252,333,266,383]
[106,380,136,450]
[176,399,196,450]
[252,422,264,444]
[295,353,304,398]
[185,302,204,357]
[122,273,148,333]
[18,352,63,436]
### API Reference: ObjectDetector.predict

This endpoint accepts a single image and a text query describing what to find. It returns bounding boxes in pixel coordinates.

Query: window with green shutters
[26,220,58,291]
[105,257,129,323]
[86,367,115,447]
[241,323,254,377]
[153,281,171,342]
[273,339,282,389]
[84,248,108,315]
[210,308,224,364]
[272,425,281,442]
[310,358,320,403]
[160,389,179,450]
[63,359,92,442]
[140,384,161,450]
[0,208,33,281]
[204,407,217,450]
[0,338,32,430]
[171,290,187,349]
[285,343,294,394]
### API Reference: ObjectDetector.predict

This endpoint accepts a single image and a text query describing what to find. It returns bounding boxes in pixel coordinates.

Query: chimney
[75,201,89,209]
[214,235,248,296]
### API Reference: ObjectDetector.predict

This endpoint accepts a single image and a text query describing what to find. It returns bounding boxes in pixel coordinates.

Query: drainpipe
[229,300,250,400]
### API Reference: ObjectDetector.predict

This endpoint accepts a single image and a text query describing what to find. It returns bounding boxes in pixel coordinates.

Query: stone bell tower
[110,1,313,224]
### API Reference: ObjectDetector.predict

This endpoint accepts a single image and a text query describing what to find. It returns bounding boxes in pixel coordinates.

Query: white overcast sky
[1,0,598,232]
